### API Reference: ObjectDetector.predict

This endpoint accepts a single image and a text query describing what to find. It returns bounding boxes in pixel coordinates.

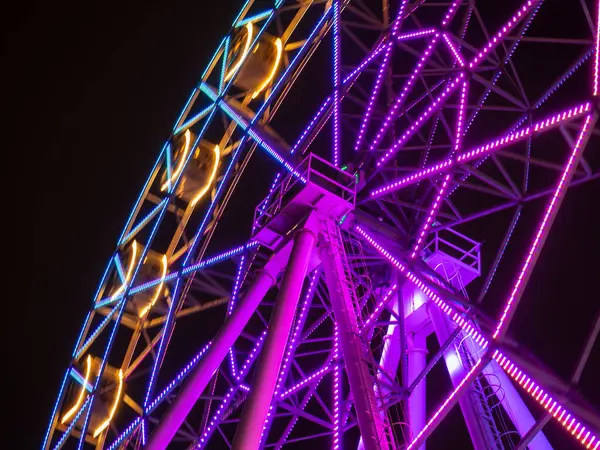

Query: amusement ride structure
[44,0,600,449]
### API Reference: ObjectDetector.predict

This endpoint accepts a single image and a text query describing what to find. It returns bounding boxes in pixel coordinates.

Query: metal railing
[253,153,357,233]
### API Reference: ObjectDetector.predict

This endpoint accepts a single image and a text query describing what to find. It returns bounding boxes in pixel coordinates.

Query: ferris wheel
[43,0,600,449]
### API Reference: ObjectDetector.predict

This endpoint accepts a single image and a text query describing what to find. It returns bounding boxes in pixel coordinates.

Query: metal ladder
[324,219,396,450]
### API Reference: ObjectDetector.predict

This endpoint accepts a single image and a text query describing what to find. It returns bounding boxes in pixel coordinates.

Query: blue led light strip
[105,416,142,450]
[173,104,214,138]
[236,9,273,27]
[120,199,167,246]
[95,241,257,309]
[196,331,267,449]
[51,397,92,450]
[145,342,212,414]
[42,369,70,449]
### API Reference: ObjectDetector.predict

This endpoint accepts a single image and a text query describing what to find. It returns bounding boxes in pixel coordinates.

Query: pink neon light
[354,42,394,152]
[369,34,441,152]
[410,80,468,258]
[356,225,599,450]
[377,73,465,167]
[395,28,437,42]
[370,102,592,197]
[406,359,484,450]
[442,33,465,66]
[594,0,600,96]
[468,0,538,69]
[492,114,593,339]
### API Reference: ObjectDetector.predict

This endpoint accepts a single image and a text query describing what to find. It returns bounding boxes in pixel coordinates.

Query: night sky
[6,1,237,447]
[4,0,600,449]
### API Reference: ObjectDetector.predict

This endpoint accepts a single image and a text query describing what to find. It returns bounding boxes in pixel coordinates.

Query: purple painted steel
[407,331,427,450]
[145,255,284,450]
[429,305,490,450]
[231,229,316,450]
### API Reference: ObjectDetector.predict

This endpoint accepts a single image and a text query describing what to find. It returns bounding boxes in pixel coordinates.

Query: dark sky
[5,1,237,447]
[4,0,599,449]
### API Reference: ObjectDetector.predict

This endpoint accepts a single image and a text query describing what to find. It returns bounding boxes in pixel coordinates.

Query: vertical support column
[320,220,390,450]
[429,304,490,450]
[462,340,553,450]
[407,332,427,450]
[145,253,285,450]
[231,229,316,450]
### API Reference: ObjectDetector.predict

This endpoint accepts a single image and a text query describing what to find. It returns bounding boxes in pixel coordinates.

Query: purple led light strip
[409,79,468,258]
[261,271,318,445]
[468,0,539,69]
[145,342,212,414]
[370,102,592,197]
[279,364,333,399]
[369,33,441,153]
[374,0,539,171]
[228,255,247,378]
[354,42,393,153]
[492,114,593,339]
[356,225,599,449]
[493,350,600,449]
[441,0,462,27]
[196,331,267,448]
[406,358,484,450]
[395,28,437,42]
[376,73,465,167]
[362,284,398,330]
[354,225,487,347]
[594,0,600,96]
[368,0,460,155]
[105,417,142,450]
[352,0,408,155]
[442,33,465,67]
